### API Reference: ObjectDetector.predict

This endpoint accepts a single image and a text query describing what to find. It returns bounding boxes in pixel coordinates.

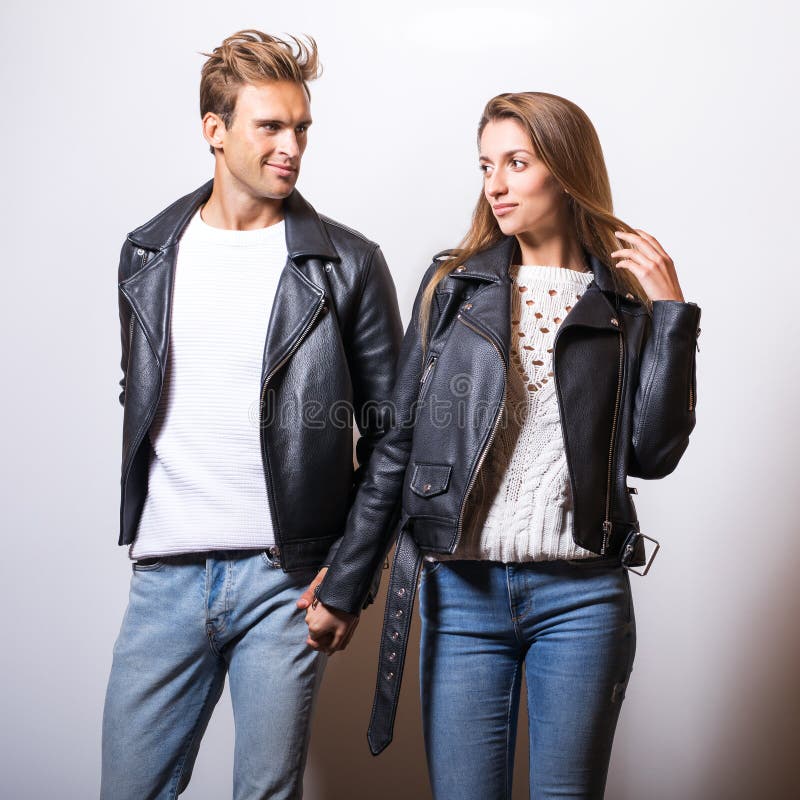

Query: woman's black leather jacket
[318,236,701,615]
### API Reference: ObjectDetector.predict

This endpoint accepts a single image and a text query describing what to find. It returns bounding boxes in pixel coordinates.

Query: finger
[634,229,668,257]
[341,621,358,650]
[297,588,314,610]
[612,259,646,278]
[610,247,650,269]
[614,231,661,263]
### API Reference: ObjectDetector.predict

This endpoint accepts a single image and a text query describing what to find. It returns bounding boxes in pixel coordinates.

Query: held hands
[297,567,359,655]
[611,230,685,303]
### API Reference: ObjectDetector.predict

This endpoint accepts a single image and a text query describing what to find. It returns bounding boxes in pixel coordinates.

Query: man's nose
[277,129,301,159]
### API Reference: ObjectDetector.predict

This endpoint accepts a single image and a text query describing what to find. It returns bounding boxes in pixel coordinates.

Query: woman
[304,92,701,799]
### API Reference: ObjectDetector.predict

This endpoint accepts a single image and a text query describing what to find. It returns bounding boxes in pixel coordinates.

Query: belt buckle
[621,532,660,576]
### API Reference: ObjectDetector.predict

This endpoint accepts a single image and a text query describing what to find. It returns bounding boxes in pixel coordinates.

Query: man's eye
[296,125,308,134]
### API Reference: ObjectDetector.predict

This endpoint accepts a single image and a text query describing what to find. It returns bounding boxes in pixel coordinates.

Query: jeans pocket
[132,558,163,572]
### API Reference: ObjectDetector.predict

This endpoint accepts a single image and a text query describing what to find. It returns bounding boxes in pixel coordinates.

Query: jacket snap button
[385,671,395,681]
[397,587,406,597]
[455,265,465,272]
[394,608,404,618]
[136,248,144,256]
[324,262,333,272]
[423,483,432,492]
[390,631,400,641]
[463,303,473,311]
[388,651,397,662]
[625,293,634,300]
[610,318,619,326]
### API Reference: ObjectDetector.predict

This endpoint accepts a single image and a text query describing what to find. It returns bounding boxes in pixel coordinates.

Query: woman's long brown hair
[418,92,648,351]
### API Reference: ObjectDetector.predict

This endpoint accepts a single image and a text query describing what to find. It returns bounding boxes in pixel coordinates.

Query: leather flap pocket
[410,463,452,498]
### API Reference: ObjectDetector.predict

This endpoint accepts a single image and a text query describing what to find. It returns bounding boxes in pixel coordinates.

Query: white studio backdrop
[1,1,798,798]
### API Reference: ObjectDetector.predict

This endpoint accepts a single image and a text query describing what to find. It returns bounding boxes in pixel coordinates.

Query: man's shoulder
[317,213,380,261]
[126,180,213,250]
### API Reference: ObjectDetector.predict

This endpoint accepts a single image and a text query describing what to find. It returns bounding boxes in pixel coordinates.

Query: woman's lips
[492,204,517,216]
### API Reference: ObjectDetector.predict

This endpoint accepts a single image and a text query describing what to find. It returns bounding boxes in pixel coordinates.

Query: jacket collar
[127,178,340,262]
[457,235,619,295]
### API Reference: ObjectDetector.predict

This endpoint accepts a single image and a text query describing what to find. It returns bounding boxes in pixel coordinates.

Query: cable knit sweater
[441,264,596,563]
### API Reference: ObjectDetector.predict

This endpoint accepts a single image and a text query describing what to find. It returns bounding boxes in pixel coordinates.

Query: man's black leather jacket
[318,236,702,614]
[117,180,403,572]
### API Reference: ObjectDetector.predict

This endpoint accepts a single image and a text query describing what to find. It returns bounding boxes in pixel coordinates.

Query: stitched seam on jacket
[633,309,664,445]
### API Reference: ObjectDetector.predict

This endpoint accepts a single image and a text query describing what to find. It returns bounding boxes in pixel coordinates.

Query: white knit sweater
[130,208,286,559]
[442,264,596,563]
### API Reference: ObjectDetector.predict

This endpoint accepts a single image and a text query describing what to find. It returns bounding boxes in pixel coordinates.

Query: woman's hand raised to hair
[611,230,685,303]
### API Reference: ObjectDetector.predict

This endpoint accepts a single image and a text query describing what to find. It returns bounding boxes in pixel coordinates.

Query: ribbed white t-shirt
[130,208,287,558]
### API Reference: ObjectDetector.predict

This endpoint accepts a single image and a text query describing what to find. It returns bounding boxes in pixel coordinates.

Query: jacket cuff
[651,299,702,339]
[315,570,368,616]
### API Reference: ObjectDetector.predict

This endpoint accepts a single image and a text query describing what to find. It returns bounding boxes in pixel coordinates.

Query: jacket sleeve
[628,299,702,479]
[321,245,403,570]
[318,262,439,614]
[117,240,133,407]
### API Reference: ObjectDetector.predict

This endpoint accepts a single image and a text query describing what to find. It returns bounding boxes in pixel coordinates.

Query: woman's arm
[612,230,702,478]
[308,262,440,624]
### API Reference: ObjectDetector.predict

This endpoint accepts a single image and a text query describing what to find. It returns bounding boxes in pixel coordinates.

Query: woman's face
[479,118,567,239]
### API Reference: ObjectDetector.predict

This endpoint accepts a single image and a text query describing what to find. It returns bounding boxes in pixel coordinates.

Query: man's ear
[202,112,226,152]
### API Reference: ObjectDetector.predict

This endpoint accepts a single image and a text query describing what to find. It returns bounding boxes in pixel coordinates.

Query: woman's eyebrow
[479,149,535,162]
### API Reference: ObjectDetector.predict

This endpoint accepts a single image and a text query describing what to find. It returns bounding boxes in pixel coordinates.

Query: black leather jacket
[318,236,702,614]
[117,180,403,572]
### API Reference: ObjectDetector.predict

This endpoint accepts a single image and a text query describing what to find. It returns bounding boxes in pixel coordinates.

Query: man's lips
[492,203,517,216]
[265,162,297,176]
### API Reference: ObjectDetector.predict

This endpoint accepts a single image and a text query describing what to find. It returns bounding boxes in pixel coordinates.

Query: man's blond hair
[200,30,321,151]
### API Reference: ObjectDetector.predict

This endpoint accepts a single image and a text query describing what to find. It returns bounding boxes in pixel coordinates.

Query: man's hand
[305,602,359,655]
[297,567,328,611]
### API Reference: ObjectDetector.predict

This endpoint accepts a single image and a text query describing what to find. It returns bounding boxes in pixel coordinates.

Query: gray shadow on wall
[695,550,800,800]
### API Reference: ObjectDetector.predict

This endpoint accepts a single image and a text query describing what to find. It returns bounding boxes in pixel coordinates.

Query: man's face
[213,80,312,200]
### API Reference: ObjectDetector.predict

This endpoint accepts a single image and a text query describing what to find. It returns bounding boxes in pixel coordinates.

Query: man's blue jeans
[100,549,325,800]
[419,558,636,800]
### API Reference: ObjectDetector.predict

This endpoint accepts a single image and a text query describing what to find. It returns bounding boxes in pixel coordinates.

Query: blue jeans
[419,558,636,800]
[101,550,325,800]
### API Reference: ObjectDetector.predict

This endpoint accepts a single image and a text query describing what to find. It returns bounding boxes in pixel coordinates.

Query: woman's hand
[611,230,685,302]
[305,601,359,655]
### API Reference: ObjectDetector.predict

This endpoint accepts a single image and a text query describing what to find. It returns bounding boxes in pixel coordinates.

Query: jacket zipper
[418,355,438,402]
[419,355,437,387]
[259,292,327,550]
[601,331,625,554]
[454,314,506,550]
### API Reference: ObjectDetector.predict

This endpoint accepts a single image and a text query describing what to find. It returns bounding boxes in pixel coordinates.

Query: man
[101,30,402,800]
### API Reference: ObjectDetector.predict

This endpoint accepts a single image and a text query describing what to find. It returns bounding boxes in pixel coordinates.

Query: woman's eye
[479,164,491,174]
[511,159,526,169]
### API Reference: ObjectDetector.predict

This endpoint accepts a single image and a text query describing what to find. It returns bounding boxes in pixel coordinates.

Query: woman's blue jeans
[419,558,636,800]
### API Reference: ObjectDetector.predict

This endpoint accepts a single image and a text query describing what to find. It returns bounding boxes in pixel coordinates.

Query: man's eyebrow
[253,118,313,127]
[479,149,535,161]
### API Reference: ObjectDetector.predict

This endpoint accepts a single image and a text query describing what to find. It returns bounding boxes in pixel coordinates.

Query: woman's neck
[514,229,587,272]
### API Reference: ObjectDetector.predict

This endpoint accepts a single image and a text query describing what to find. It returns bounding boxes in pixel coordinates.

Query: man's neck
[201,175,285,231]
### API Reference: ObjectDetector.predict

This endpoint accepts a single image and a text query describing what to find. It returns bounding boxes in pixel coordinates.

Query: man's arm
[322,245,403,571]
